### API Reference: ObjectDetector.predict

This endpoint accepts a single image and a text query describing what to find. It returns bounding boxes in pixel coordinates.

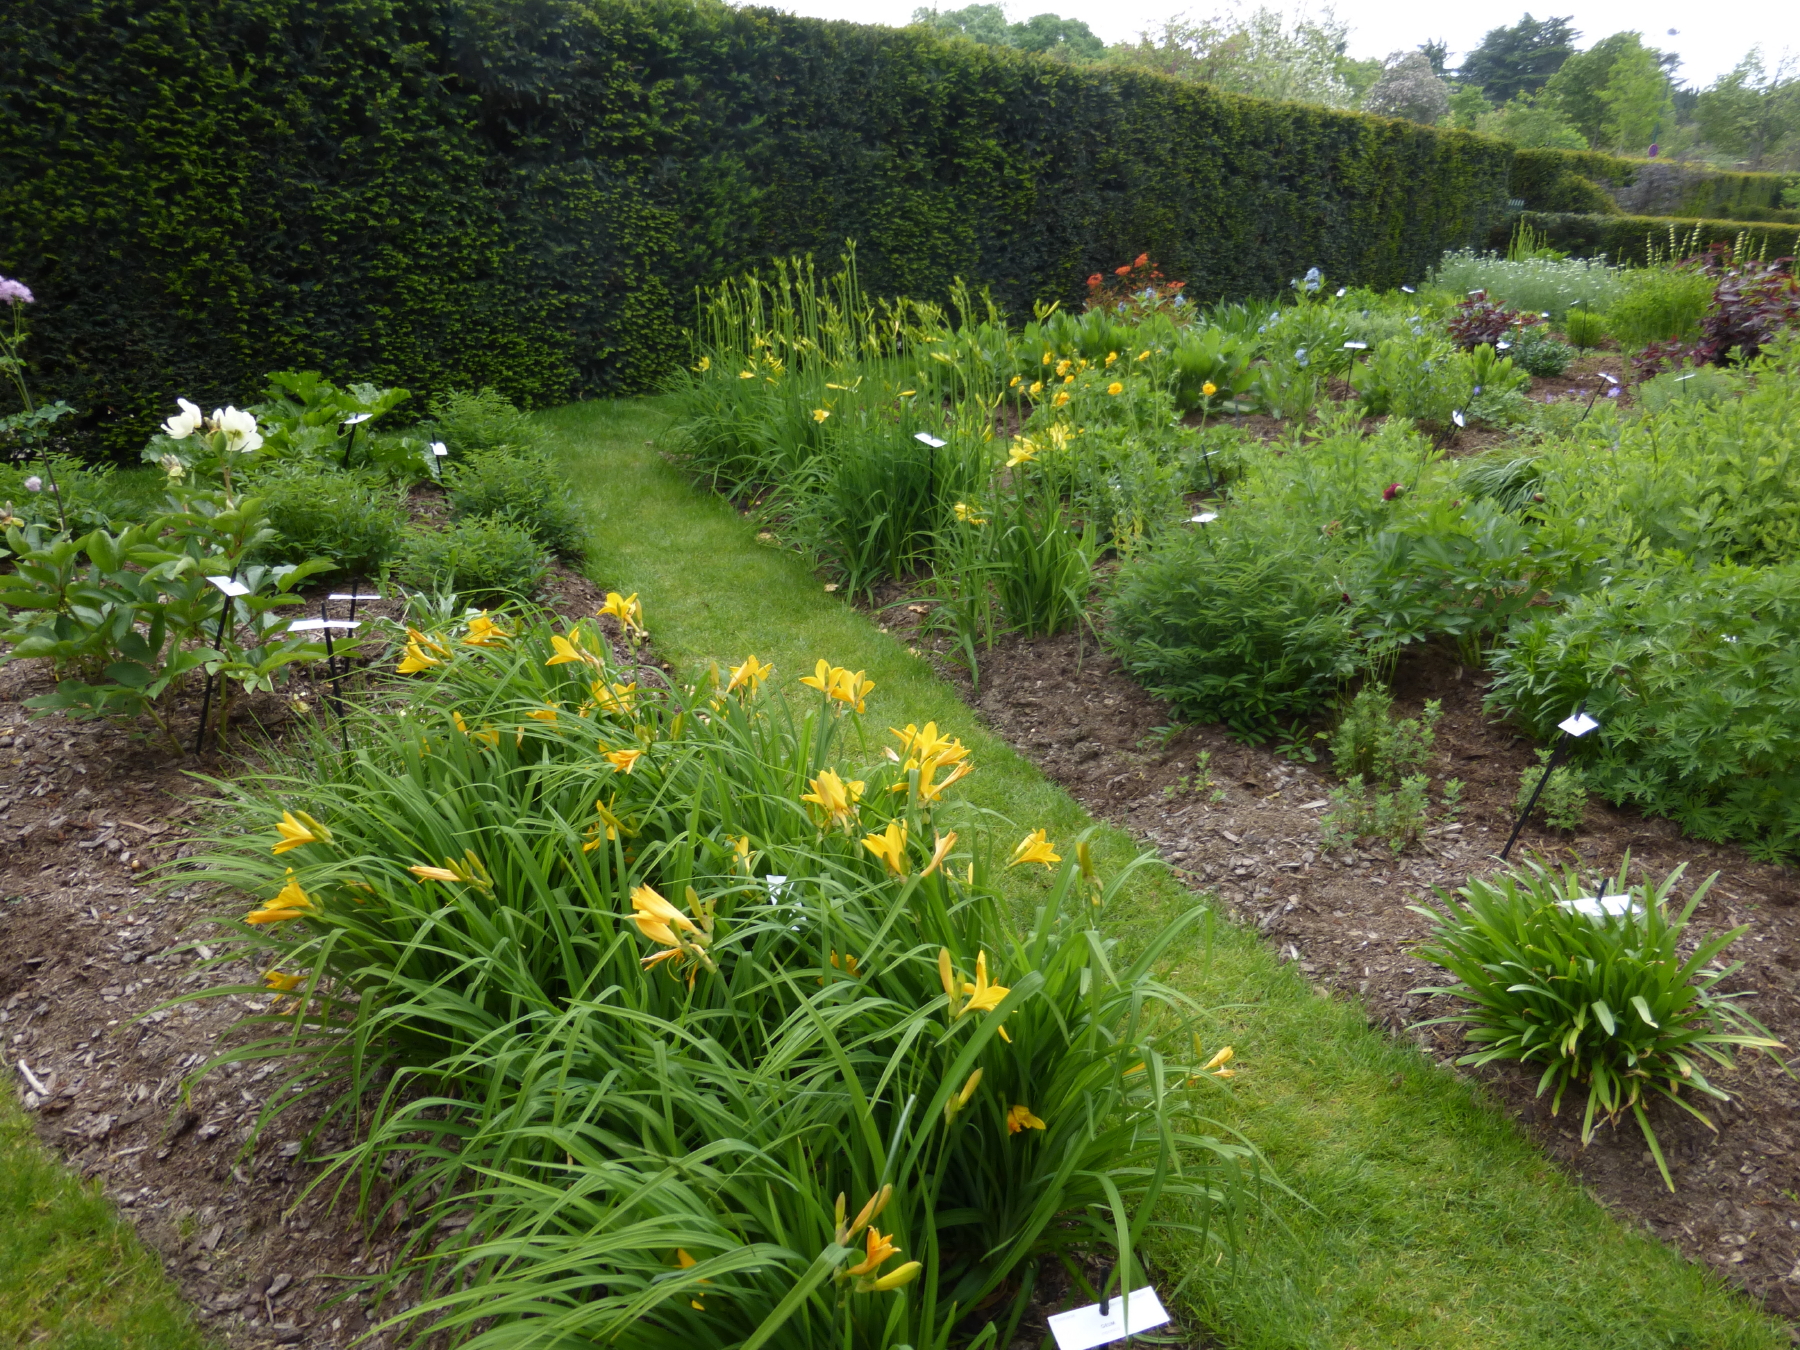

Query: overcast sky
[743,0,1799,90]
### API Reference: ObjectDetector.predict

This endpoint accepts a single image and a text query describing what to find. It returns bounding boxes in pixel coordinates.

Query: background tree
[1459,14,1578,104]
[911,4,1103,60]
[1545,32,1676,147]
[1694,51,1800,165]
[1447,84,1490,131]
[1483,90,1587,148]
[1598,41,1674,153]
[1363,51,1451,125]
[1106,7,1355,108]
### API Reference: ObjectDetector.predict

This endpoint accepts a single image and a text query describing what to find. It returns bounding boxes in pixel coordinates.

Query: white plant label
[1451,410,1466,427]
[1047,1287,1171,1350]
[1558,712,1599,737]
[328,593,381,601]
[1342,341,1367,350]
[430,441,449,456]
[765,875,788,900]
[288,618,362,632]
[1190,512,1218,524]
[342,412,373,426]
[915,433,947,448]
[1560,893,1640,920]
[206,576,250,597]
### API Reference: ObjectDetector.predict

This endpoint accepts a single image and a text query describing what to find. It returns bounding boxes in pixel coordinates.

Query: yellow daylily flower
[630,884,716,982]
[546,631,601,668]
[725,654,772,696]
[801,768,864,830]
[952,502,987,524]
[1007,1104,1047,1134]
[592,680,638,714]
[599,592,645,635]
[462,612,510,647]
[582,796,628,851]
[731,834,752,872]
[830,949,861,977]
[396,634,444,674]
[832,669,874,714]
[799,658,836,695]
[812,408,830,423]
[1006,438,1038,469]
[272,809,331,854]
[245,871,316,924]
[1191,1036,1237,1081]
[861,819,909,877]
[675,1249,708,1310]
[1106,381,1124,395]
[527,705,560,722]
[262,969,304,992]
[960,950,1009,1015]
[693,355,711,372]
[1008,829,1061,869]
[834,1185,894,1246]
[914,756,972,804]
[605,747,643,775]
[408,851,492,892]
[898,388,916,397]
[739,369,755,379]
[939,947,960,1015]
[920,830,957,878]
[845,1227,900,1278]
[452,711,499,749]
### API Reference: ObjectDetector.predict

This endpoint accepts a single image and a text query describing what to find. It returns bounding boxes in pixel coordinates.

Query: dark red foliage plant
[1695,257,1800,366]
[1446,290,1543,351]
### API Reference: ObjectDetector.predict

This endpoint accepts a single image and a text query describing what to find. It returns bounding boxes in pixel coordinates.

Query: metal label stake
[1500,708,1599,861]
[193,575,250,754]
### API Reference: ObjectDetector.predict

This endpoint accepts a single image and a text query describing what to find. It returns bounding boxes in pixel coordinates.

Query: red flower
[1382,483,1402,501]
[1134,252,1148,267]
[1087,273,1102,288]
[1114,265,1130,276]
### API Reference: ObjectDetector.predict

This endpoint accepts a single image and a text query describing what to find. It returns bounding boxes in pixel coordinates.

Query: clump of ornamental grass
[161,608,1255,1348]
[1410,860,1785,1189]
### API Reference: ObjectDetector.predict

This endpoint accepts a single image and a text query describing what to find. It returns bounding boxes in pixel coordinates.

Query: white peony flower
[210,405,264,453]
[163,398,204,440]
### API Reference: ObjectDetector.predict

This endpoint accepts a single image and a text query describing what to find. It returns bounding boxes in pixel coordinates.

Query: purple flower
[0,276,34,305]
[23,475,43,492]
[1606,387,1621,399]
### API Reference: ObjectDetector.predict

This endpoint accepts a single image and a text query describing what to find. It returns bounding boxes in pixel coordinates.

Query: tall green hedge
[1,0,1513,455]
[1502,212,1800,266]
[1512,149,1797,223]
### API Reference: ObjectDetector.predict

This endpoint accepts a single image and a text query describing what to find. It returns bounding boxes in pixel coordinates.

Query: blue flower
[1303,267,1322,292]
[1294,348,1310,368]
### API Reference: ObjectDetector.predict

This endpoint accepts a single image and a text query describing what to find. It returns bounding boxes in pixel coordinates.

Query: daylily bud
[872,1261,923,1291]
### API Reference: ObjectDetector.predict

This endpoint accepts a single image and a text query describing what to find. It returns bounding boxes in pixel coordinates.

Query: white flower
[23,475,42,492]
[158,453,186,482]
[209,406,263,453]
[162,398,204,440]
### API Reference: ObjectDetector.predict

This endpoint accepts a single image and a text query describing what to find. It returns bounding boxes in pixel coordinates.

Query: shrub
[1108,511,1359,737]
[1509,331,1575,377]
[166,615,1253,1346]
[256,467,406,575]
[1602,265,1716,350]
[446,451,587,559]
[1515,748,1588,831]
[1561,306,1606,350]
[397,516,548,602]
[423,388,547,460]
[1320,772,1431,855]
[1487,560,1800,862]
[1428,248,1623,318]
[1329,686,1441,784]
[1412,861,1781,1189]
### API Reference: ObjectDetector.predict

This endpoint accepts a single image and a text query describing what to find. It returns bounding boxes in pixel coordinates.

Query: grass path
[545,396,1785,1350]
[0,1092,213,1349]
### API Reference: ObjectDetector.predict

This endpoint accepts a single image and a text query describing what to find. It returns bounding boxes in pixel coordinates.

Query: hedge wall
[1511,149,1797,223]
[1501,212,1800,266]
[1,0,1514,455]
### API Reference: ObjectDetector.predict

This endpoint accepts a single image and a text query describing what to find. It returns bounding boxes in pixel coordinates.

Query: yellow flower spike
[262,969,303,992]
[605,747,643,775]
[898,388,916,397]
[801,768,863,830]
[920,830,957,878]
[272,809,331,854]
[461,612,510,647]
[1005,437,1038,469]
[546,632,600,669]
[1006,1104,1047,1134]
[1202,381,1218,397]
[725,654,772,696]
[408,852,492,893]
[1106,381,1124,396]
[861,819,909,877]
[1008,829,1061,869]
[872,1261,922,1292]
[813,408,830,422]
[527,705,560,722]
[245,871,316,924]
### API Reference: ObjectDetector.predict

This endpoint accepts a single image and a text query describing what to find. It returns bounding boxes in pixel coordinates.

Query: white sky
[744,0,1799,89]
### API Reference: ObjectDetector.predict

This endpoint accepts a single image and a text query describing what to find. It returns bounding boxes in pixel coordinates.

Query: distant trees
[910,4,1104,61]
[1457,15,1579,104]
